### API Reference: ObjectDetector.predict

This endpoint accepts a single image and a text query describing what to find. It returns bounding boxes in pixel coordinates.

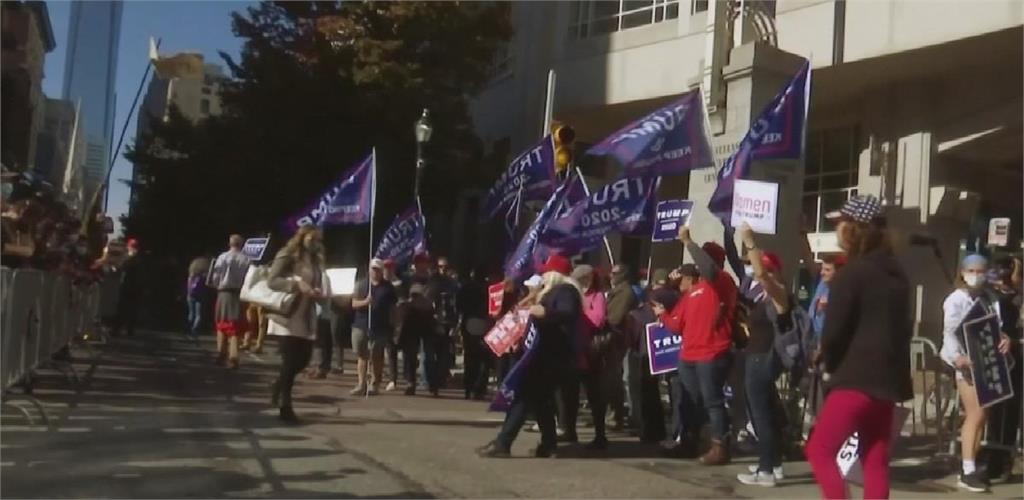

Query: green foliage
[124,1,511,265]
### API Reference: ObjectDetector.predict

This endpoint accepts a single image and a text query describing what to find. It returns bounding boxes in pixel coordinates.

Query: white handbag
[240,265,297,314]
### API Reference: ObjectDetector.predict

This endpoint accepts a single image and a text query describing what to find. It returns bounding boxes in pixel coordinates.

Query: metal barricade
[2,269,43,392]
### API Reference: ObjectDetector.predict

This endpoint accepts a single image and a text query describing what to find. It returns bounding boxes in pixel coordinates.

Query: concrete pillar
[683,42,807,284]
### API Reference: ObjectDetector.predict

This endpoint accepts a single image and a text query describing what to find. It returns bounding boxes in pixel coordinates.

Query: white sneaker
[385,381,397,392]
[737,471,776,487]
[747,465,785,481]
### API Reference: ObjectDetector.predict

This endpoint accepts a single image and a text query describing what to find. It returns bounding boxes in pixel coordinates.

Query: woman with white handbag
[265,225,328,424]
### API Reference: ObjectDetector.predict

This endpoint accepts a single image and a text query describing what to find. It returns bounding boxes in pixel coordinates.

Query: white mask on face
[963,273,985,288]
[744,265,754,277]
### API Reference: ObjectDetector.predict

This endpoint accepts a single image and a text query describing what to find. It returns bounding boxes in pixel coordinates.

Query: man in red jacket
[655,255,734,465]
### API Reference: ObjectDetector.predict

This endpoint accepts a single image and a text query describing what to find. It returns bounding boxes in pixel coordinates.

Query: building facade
[1,0,55,172]
[61,0,123,207]
[468,0,1023,341]
[129,62,226,213]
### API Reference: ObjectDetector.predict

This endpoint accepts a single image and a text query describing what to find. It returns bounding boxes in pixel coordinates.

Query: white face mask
[744,265,754,277]
[963,273,985,288]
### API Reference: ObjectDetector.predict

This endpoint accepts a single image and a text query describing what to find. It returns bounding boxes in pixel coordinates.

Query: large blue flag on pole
[504,174,586,281]
[374,206,426,267]
[481,135,558,223]
[286,152,374,230]
[586,88,714,178]
[708,61,811,220]
[540,176,659,256]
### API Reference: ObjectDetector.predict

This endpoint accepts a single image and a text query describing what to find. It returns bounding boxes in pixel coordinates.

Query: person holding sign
[939,254,1012,493]
[804,195,914,500]
[734,222,792,488]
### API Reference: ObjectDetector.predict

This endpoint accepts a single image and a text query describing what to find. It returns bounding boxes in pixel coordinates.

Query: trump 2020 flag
[374,206,426,267]
[587,88,714,178]
[505,174,586,281]
[482,135,558,224]
[287,152,374,230]
[541,176,658,256]
[708,61,811,220]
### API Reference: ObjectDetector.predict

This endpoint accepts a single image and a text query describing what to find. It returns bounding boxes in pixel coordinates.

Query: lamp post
[413,108,432,212]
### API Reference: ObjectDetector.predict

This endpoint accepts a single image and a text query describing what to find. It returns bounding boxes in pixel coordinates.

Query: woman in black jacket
[805,196,913,499]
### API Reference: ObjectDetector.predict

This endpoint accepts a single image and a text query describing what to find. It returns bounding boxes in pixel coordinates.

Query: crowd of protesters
[164,194,1021,497]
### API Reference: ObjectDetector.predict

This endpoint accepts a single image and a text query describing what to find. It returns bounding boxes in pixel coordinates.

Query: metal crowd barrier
[1,267,100,424]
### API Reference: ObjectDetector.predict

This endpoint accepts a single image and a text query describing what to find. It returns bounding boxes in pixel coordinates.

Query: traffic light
[551,121,576,175]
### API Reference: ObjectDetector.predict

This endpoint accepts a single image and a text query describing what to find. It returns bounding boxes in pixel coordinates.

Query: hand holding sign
[738,222,756,248]
[731,179,779,235]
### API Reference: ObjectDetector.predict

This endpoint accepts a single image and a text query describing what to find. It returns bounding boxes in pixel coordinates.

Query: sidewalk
[1,330,1020,498]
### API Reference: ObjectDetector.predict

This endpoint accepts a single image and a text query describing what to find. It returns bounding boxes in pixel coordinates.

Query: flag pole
[574,166,615,266]
[366,149,377,399]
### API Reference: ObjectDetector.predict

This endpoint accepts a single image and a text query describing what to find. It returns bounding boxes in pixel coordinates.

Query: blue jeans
[745,351,782,473]
[186,297,203,337]
[677,352,732,441]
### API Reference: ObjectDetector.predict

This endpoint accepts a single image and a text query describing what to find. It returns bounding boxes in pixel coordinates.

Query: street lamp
[413,108,432,209]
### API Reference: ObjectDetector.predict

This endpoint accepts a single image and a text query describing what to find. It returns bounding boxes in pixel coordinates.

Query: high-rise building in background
[61,0,123,209]
[0,1,55,173]
[129,62,226,214]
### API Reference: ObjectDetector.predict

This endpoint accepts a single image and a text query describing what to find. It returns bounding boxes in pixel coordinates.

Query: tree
[124,1,512,268]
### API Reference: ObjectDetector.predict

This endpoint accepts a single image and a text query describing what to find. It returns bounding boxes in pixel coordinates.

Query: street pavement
[1,330,1021,499]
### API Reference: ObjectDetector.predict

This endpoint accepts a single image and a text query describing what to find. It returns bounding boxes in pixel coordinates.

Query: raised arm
[739,222,789,313]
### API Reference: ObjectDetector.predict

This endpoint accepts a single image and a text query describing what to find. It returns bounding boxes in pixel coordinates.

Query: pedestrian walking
[477,254,580,458]
[459,269,492,400]
[185,256,210,340]
[350,258,397,396]
[265,225,327,423]
[939,254,1013,493]
[609,265,640,430]
[209,235,251,368]
[241,304,268,354]
[113,238,144,337]
[805,195,914,500]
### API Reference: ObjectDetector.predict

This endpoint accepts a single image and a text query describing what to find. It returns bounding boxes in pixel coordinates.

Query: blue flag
[540,176,658,256]
[587,89,714,178]
[374,206,426,267]
[482,135,557,223]
[489,320,539,412]
[708,61,810,220]
[504,174,586,281]
[286,152,374,230]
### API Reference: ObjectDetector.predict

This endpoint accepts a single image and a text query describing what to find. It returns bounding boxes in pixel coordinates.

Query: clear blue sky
[42,0,252,235]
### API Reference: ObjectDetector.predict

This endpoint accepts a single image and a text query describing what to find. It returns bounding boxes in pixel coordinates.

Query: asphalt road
[1,330,1020,498]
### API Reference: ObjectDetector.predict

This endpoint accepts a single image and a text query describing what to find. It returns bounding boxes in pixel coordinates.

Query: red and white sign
[484,309,530,356]
[488,282,505,318]
[988,218,1010,247]
[730,179,779,235]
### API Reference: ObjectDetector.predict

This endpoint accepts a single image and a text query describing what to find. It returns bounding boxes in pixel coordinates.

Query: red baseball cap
[413,252,432,265]
[760,251,782,274]
[539,254,572,276]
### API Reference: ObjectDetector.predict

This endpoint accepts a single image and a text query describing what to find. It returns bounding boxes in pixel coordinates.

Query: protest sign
[838,406,910,484]
[488,282,505,318]
[963,313,1014,408]
[730,179,779,235]
[325,268,357,296]
[651,200,694,242]
[484,309,531,356]
[988,218,1010,247]
[242,237,269,261]
[646,322,682,375]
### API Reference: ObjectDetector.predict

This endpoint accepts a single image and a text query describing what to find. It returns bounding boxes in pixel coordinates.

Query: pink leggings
[806,389,895,499]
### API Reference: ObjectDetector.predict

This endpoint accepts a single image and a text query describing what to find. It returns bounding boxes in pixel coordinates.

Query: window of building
[691,0,708,14]
[802,126,862,233]
[201,86,211,95]
[199,99,210,115]
[569,0,680,40]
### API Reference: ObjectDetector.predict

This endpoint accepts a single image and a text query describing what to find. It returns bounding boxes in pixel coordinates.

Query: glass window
[803,126,861,233]
[568,0,679,39]
[692,0,708,14]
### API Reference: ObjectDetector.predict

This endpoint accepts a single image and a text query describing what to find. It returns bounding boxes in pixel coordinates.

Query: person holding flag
[478,255,581,459]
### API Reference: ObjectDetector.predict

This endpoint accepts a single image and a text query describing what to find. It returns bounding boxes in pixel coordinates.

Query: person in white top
[265,225,328,424]
[209,234,252,369]
[939,254,1011,493]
